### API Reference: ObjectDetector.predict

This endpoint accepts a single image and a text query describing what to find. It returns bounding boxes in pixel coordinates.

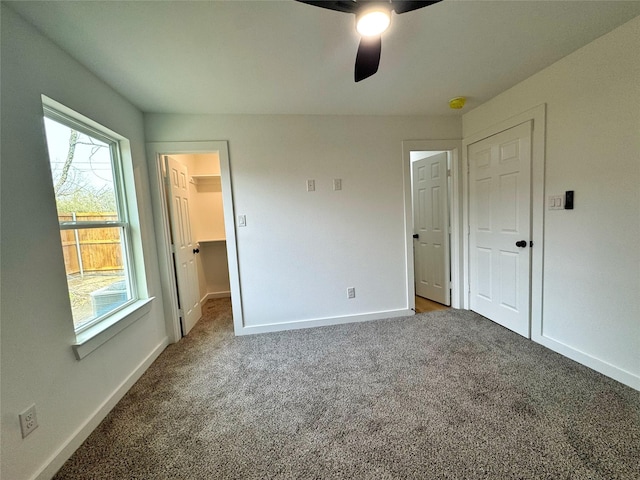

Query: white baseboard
[200,291,231,305]
[34,337,169,480]
[534,334,639,391]
[237,309,414,336]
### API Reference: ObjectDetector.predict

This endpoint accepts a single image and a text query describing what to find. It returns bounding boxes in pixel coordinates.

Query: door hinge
[171,244,176,253]
[178,308,183,318]
[530,241,534,248]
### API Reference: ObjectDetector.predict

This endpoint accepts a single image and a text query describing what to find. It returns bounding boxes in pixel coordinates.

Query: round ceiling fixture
[449,97,466,109]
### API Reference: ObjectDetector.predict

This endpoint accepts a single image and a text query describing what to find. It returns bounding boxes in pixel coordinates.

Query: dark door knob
[193,248,200,254]
[413,234,419,239]
[515,240,527,248]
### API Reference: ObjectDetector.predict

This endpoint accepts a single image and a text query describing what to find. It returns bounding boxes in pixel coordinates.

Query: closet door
[468,122,532,338]
[165,155,201,335]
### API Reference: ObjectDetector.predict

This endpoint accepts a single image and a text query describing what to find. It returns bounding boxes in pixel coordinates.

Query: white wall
[145,114,461,330]
[200,242,232,298]
[463,16,640,389]
[1,6,168,479]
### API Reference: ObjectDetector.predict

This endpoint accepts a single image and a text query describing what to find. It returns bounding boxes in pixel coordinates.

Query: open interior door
[412,152,451,306]
[164,155,201,335]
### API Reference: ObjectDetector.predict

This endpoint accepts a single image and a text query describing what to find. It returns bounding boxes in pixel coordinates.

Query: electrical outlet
[19,404,38,438]
[347,287,356,299]
[306,179,315,192]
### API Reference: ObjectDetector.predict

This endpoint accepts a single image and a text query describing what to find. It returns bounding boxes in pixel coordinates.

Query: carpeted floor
[54,298,640,479]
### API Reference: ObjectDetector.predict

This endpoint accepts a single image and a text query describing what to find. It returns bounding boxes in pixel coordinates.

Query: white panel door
[468,122,532,337]
[412,152,450,305]
[165,155,201,335]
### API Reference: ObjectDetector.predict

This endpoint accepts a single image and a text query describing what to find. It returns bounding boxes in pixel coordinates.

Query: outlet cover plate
[306,179,315,192]
[19,404,38,438]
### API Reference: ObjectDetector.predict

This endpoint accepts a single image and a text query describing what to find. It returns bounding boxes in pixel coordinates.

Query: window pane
[43,117,118,218]
[43,110,135,333]
[60,226,131,330]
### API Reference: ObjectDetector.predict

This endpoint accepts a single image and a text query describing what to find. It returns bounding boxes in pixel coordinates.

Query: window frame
[42,100,142,339]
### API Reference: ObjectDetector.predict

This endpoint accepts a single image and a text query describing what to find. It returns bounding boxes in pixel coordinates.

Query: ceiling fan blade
[354,35,382,82]
[294,0,359,14]
[391,0,442,14]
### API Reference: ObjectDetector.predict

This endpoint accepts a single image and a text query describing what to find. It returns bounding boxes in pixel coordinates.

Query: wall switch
[347,287,356,299]
[548,195,564,210]
[237,215,246,227]
[19,404,38,438]
[306,179,315,192]
[333,178,342,191]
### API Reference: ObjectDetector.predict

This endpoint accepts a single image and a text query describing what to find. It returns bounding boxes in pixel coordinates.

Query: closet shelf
[190,174,221,184]
[198,238,226,244]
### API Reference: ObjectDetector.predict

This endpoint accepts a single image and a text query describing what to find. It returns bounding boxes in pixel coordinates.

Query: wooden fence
[59,212,124,276]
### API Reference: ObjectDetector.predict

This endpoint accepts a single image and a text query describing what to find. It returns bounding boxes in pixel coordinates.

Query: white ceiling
[7,0,640,116]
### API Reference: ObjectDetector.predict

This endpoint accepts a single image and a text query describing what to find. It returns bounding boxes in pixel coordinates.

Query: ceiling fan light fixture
[356,9,391,37]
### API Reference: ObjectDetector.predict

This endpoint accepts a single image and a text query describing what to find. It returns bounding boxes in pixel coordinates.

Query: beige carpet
[53,298,640,479]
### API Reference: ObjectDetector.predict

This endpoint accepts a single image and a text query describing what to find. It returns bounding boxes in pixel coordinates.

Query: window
[43,104,137,334]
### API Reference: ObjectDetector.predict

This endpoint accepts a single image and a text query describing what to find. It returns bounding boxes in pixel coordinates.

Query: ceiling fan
[295,0,442,82]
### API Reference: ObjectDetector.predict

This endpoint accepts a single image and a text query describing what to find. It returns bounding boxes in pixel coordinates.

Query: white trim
[209,291,231,299]
[34,338,169,480]
[146,141,243,342]
[536,335,640,390]
[201,291,232,304]
[237,309,413,336]
[42,95,124,141]
[73,298,155,359]
[402,140,463,309]
[462,104,546,338]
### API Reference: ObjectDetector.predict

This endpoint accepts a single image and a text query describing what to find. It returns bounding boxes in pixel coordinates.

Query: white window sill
[72,297,155,360]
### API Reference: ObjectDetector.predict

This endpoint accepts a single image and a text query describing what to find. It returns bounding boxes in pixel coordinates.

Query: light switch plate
[306,179,315,192]
[548,195,564,210]
[237,215,246,227]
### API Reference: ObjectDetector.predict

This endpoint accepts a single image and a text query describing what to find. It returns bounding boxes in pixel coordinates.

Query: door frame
[402,140,463,310]
[147,141,243,343]
[462,104,546,340]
